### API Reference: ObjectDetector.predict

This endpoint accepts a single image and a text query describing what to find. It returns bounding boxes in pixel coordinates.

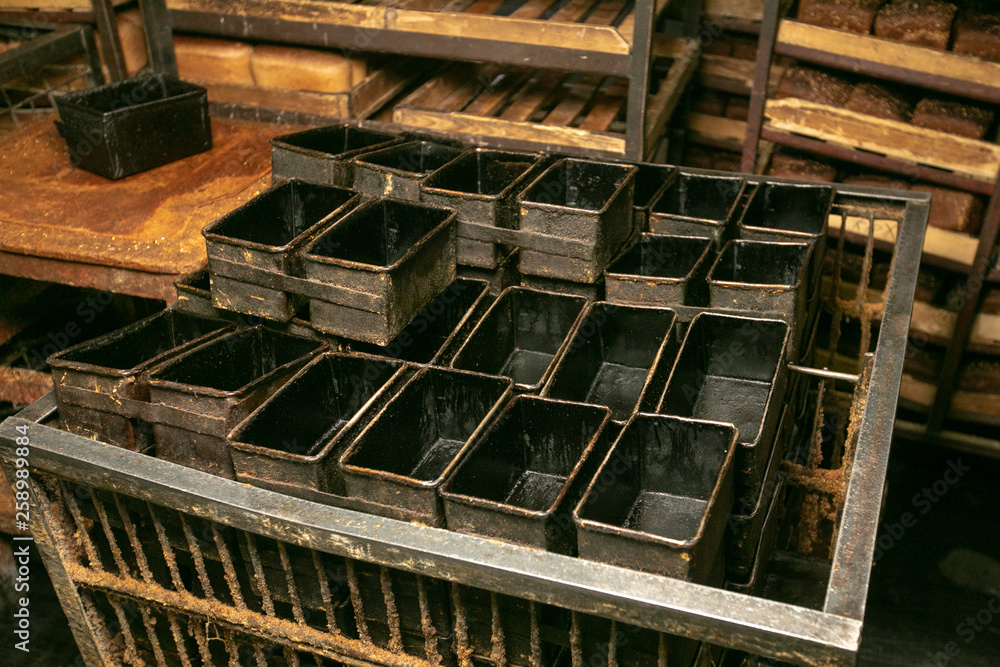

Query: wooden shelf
[899,374,1000,428]
[765,98,1000,191]
[392,40,698,159]
[775,19,1000,106]
[697,54,783,96]
[687,112,746,152]
[895,419,1000,459]
[168,0,670,77]
[190,58,430,120]
[829,210,980,276]
[826,278,1000,354]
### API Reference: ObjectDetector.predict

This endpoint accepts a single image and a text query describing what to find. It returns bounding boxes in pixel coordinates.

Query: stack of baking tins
[39,122,859,666]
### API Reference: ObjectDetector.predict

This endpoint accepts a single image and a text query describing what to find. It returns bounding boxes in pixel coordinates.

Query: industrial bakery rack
[0,22,104,129]
[0,172,928,666]
[153,0,700,160]
[0,0,132,82]
[740,0,1000,454]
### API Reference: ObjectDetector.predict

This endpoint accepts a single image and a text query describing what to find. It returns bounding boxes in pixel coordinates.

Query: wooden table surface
[0,116,298,301]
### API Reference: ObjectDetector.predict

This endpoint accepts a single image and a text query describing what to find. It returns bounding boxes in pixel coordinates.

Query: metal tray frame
[0,175,928,667]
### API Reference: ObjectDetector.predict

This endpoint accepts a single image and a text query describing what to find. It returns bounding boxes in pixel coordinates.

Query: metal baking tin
[270,124,403,187]
[339,366,513,525]
[301,197,457,346]
[573,413,737,582]
[543,302,679,424]
[440,395,612,554]
[450,286,588,392]
[605,233,715,307]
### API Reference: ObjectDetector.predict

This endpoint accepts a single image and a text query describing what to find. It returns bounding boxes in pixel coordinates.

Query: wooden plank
[396,0,453,9]
[650,34,691,60]
[393,107,626,153]
[618,0,668,41]
[644,39,700,151]
[192,81,350,118]
[499,71,566,121]
[704,0,763,22]
[765,98,1000,183]
[348,60,429,117]
[697,54,785,94]
[462,69,531,117]
[778,19,1000,95]
[548,0,595,22]
[0,0,126,7]
[395,63,477,110]
[191,61,422,119]
[577,88,625,131]
[900,375,1000,425]
[830,214,979,271]
[582,0,625,25]
[688,112,747,145]
[462,0,505,13]
[543,75,602,126]
[0,118,291,277]
[167,0,386,29]
[824,276,1000,349]
[390,6,631,54]
[508,0,556,19]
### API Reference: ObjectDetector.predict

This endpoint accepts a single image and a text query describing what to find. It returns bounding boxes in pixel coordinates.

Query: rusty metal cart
[0,172,927,666]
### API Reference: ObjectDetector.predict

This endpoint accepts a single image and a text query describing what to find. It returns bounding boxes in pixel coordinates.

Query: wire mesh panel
[0,177,928,667]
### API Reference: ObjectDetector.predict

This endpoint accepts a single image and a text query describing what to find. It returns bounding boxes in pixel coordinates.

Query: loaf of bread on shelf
[903,344,941,383]
[768,152,839,182]
[251,45,359,93]
[350,58,367,85]
[911,184,984,234]
[775,65,854,106]
[911,97,994,140]
[953,9,1000,63]
[94,9,147,75]
[959,359,1000,394]
[981,288,1000,315]
[702,37,733,56]
[797,0,883,35]
[682,147,716,169]
[174,35,254,85]
[844,81,913,122]
[116,9,148,75]
[873,0,958,50]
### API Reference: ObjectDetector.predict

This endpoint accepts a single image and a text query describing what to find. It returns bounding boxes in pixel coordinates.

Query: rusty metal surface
[0,117,301,278]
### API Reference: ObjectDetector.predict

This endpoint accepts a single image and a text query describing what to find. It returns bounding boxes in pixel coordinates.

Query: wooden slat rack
[165,0,702,160]
[742,0,1000,448]
[391,39,698,158]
